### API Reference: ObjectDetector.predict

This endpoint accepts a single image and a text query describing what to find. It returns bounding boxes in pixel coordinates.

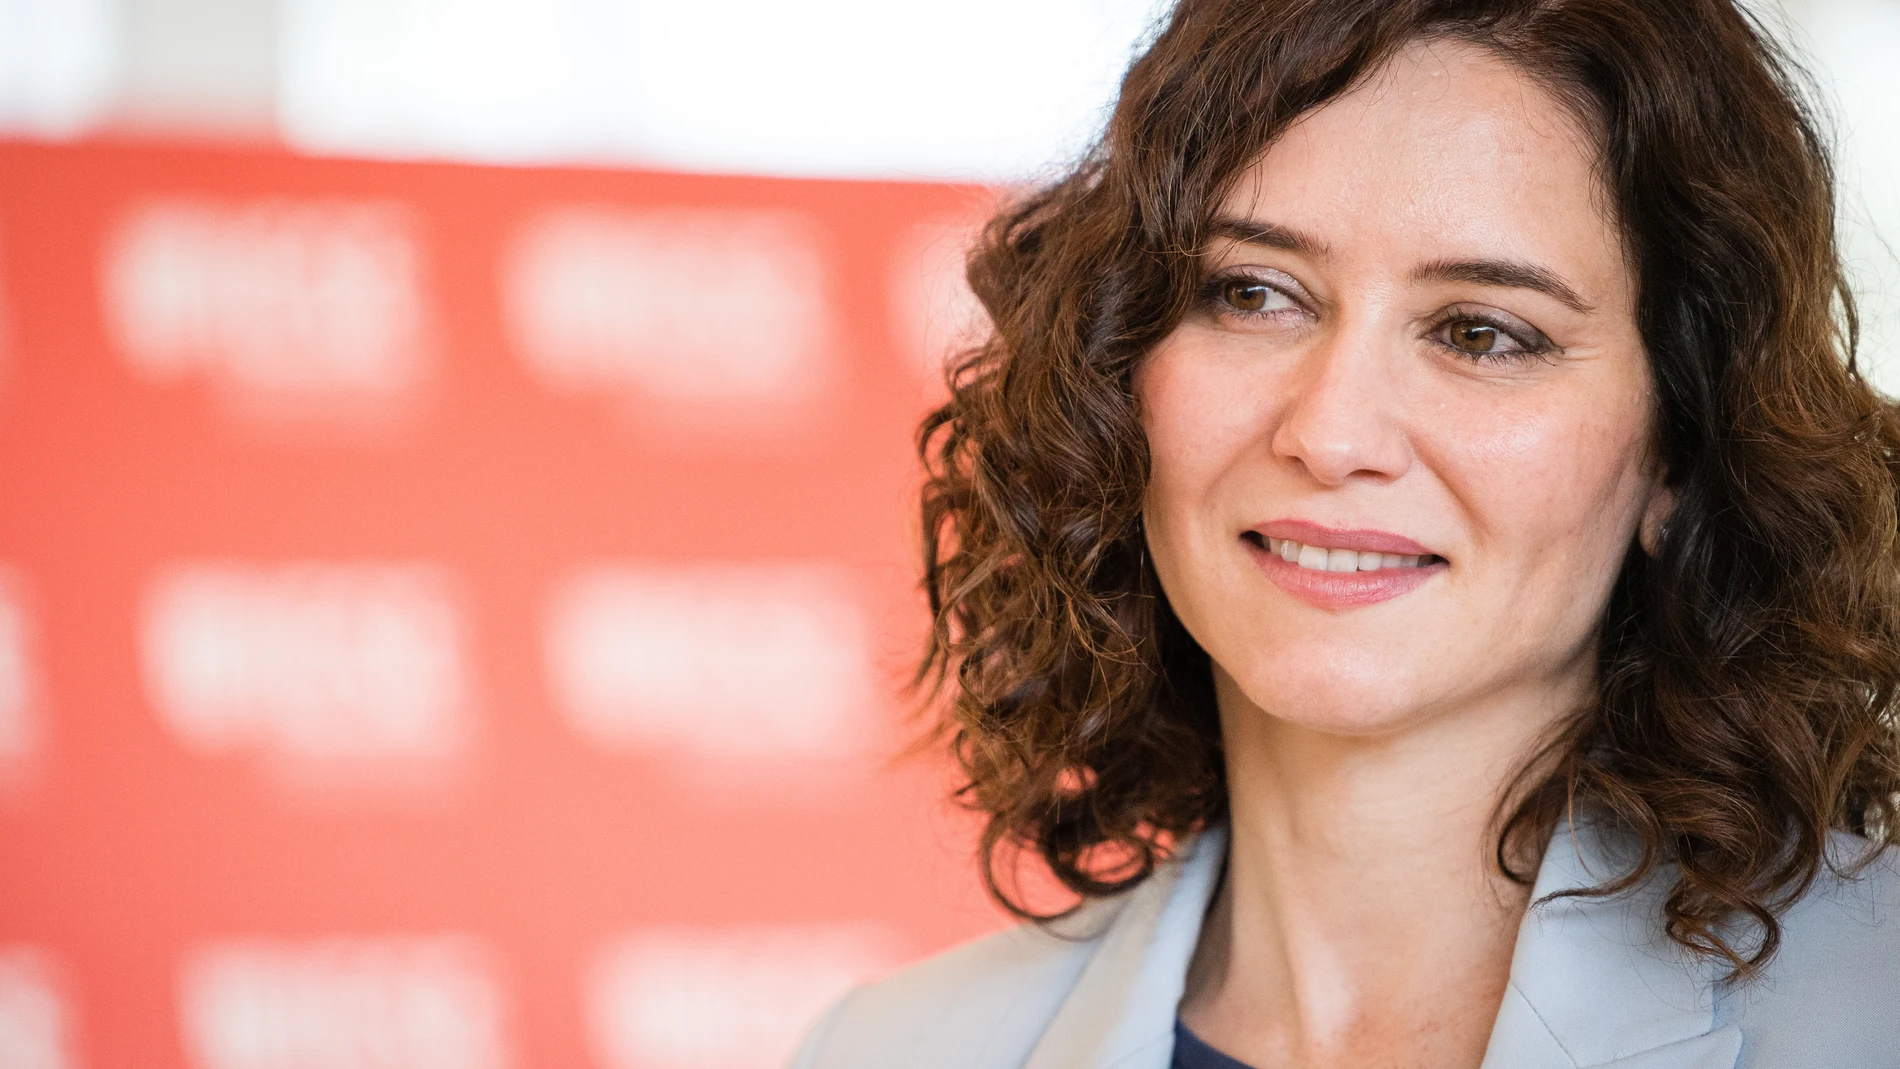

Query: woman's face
[1138,40,1666,739]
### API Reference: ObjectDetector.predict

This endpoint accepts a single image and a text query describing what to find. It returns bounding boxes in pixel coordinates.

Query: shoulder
[787,898,1127,1069]
[1723,832,1900,1064]
[1755,832,1900,984]
[788,827,1231,1069]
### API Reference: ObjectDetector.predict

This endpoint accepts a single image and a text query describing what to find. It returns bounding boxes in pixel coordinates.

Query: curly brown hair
[917,0,1900,975]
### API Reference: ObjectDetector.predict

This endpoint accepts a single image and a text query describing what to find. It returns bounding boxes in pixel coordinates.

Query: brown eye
[1221,280,1272,312]
[1448,319,1500,353]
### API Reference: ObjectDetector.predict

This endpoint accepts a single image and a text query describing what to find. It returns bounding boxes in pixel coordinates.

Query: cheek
[1432,375,1654,582]
[1138,338,1242,526]
[1135,336,1263,601]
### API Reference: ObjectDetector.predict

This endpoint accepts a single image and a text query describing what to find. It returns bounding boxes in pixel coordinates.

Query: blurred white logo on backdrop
[141,563,472,796]
[504,207,831,411]
[178,935,507,1069]
[543,564,878,761]
[102,198,431,422]
[585,925,898,1069]
[0,947,78,1069]
[0,569,43,796]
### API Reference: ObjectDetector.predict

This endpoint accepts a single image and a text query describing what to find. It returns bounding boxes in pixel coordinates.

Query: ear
[1638,482,1676,558]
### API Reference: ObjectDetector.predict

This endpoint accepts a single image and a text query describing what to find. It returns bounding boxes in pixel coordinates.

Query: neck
[1179,667,1582,1069]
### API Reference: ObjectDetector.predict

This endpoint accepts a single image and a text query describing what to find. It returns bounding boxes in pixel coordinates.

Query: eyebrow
[1206,215,1331,259]
[1410,257,1594,314]
[1207,214,1595,315]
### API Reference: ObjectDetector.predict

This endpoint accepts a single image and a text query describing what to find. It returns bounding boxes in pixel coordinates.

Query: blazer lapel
[1017,819,1741,1069]
[1022,827,1228,1069]
[1480,819,1742,1069]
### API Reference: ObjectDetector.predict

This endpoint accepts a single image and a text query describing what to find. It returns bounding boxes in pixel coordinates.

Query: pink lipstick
[1242,519,1445,609]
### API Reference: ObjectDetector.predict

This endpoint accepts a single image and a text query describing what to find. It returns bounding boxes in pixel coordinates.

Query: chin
[1219,646,1442,739]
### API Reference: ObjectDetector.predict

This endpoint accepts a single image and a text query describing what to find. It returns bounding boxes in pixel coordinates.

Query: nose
[1268,328,1412,486]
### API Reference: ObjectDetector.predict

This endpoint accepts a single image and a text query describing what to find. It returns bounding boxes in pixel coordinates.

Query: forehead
[1220,39,1626,292]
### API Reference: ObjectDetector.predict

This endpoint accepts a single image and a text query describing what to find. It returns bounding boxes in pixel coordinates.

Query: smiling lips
[1243,522,1445,609]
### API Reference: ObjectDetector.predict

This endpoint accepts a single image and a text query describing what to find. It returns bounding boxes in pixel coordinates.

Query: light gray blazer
[791,822,1900,1068]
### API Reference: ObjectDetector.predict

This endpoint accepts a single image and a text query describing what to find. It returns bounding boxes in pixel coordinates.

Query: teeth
[1263,537,1434,573]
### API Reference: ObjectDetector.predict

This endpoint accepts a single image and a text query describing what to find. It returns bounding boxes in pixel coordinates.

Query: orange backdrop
[0,139,1005,1069]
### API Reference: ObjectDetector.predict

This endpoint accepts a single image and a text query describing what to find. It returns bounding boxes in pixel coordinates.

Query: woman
[799,0,1900,1066]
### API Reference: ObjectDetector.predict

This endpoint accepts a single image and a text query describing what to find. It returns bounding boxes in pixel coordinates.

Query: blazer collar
[1022,827,1229,1069]
[1021,820,1742,1069]
[1479,818,1742,1069]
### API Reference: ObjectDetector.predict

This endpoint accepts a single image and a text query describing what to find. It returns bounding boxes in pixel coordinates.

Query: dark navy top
[1171,1020,1258,1069]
